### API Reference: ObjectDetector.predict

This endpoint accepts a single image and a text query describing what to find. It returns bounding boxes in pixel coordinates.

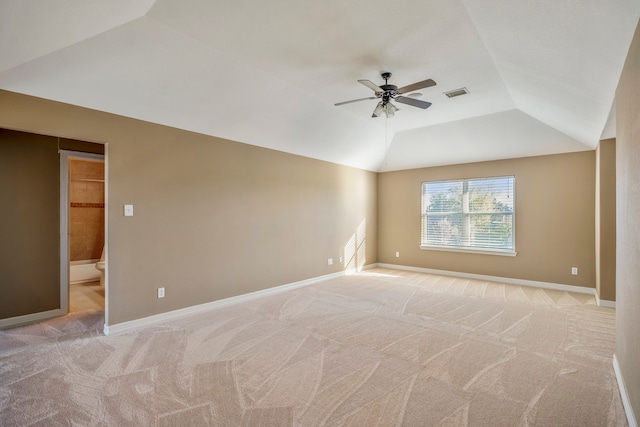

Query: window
[421,176,515,255]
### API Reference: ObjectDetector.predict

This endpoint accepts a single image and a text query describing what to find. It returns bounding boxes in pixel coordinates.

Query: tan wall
[595,139,616,302]
[0,90,378,326]
[615,18,640,423]
[378,152,596,287]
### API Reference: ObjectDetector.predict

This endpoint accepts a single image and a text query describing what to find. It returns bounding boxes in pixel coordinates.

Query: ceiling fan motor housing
[380,72,397,103]
[380,84,398,103]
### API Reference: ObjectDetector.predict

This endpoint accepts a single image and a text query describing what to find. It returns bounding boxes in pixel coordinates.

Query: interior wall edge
[615,14,640,425]
[613,354,639,427]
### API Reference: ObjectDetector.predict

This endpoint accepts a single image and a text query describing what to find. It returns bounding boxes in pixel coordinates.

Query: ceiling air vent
[444,87,469,98]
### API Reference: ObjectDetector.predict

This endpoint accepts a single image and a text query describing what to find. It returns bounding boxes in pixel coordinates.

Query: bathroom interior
[68,157,105,313]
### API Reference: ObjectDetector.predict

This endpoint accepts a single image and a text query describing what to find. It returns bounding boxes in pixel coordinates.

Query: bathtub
[70,259,100,284]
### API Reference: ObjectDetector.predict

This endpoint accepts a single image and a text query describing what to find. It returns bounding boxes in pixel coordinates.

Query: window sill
[420,246,517,257]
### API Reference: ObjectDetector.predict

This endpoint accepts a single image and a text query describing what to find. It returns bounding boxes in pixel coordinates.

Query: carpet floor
[0,268,627,426]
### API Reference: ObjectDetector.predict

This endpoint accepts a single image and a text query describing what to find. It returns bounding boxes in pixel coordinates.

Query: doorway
[60,151,105,315]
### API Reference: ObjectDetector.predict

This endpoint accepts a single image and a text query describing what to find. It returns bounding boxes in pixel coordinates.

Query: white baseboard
[0,308,66,330]
[102,262,610,336]
[613,354,638,427]
[595,294,616,308]
[376,263,596,296]
[104,270,345,336]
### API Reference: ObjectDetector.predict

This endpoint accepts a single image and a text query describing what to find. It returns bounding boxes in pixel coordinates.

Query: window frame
[420,176,516,256]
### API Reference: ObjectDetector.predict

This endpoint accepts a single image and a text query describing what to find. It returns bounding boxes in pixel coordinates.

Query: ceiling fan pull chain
[385,116,389,167]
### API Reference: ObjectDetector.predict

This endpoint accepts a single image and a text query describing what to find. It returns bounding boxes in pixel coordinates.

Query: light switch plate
[124,204,134,217]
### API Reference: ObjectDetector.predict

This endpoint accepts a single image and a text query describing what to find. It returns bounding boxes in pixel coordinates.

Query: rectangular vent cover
[444,87,469,98]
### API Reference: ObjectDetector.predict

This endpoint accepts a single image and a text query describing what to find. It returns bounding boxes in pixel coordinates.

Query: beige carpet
[0,268,627,426]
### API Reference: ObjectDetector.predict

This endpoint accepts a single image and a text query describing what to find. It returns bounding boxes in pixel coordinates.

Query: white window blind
[421,176,515,253]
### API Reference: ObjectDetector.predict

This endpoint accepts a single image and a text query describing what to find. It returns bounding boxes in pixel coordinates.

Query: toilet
[95,247,106,287]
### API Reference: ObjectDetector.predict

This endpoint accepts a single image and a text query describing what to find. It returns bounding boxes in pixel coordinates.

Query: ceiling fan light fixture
[384,102,398,117]
[372,102,384,117]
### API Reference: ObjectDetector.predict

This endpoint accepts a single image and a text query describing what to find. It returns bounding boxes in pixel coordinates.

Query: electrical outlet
[124,204,134,217]
[571,267,578,275]
[396,251,400,257]
[328,258,333,266]
[158,287,165,298]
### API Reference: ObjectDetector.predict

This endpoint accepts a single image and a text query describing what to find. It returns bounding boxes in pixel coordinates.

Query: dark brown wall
[60,138,105,155]
[0,128,105,322]
[0,129,60,318]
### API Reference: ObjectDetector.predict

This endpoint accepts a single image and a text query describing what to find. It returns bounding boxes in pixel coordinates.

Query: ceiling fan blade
[358,79,384,94]
[397,79,436,94]
[334,96,377,106]
[395,96,432,109]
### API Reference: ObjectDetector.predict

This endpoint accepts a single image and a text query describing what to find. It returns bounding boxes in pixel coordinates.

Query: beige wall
[595,139,616,302]
[616,18,640,424]
[0,90,378,326]
[378,152,596,288]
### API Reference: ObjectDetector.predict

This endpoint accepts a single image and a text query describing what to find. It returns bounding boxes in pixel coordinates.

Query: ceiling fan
[335,72,436,118]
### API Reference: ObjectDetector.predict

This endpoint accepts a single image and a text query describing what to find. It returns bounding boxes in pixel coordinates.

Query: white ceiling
[1,0,638,171]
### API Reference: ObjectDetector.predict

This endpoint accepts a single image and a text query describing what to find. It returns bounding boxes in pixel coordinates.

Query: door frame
[60,150,105,315]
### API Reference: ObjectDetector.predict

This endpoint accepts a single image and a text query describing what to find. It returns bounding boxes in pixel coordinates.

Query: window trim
[420,176,516,256]
[419,245,517,256]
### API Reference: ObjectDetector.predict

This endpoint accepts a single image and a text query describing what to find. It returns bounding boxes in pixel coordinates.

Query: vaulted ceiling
[1,0,638,171]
